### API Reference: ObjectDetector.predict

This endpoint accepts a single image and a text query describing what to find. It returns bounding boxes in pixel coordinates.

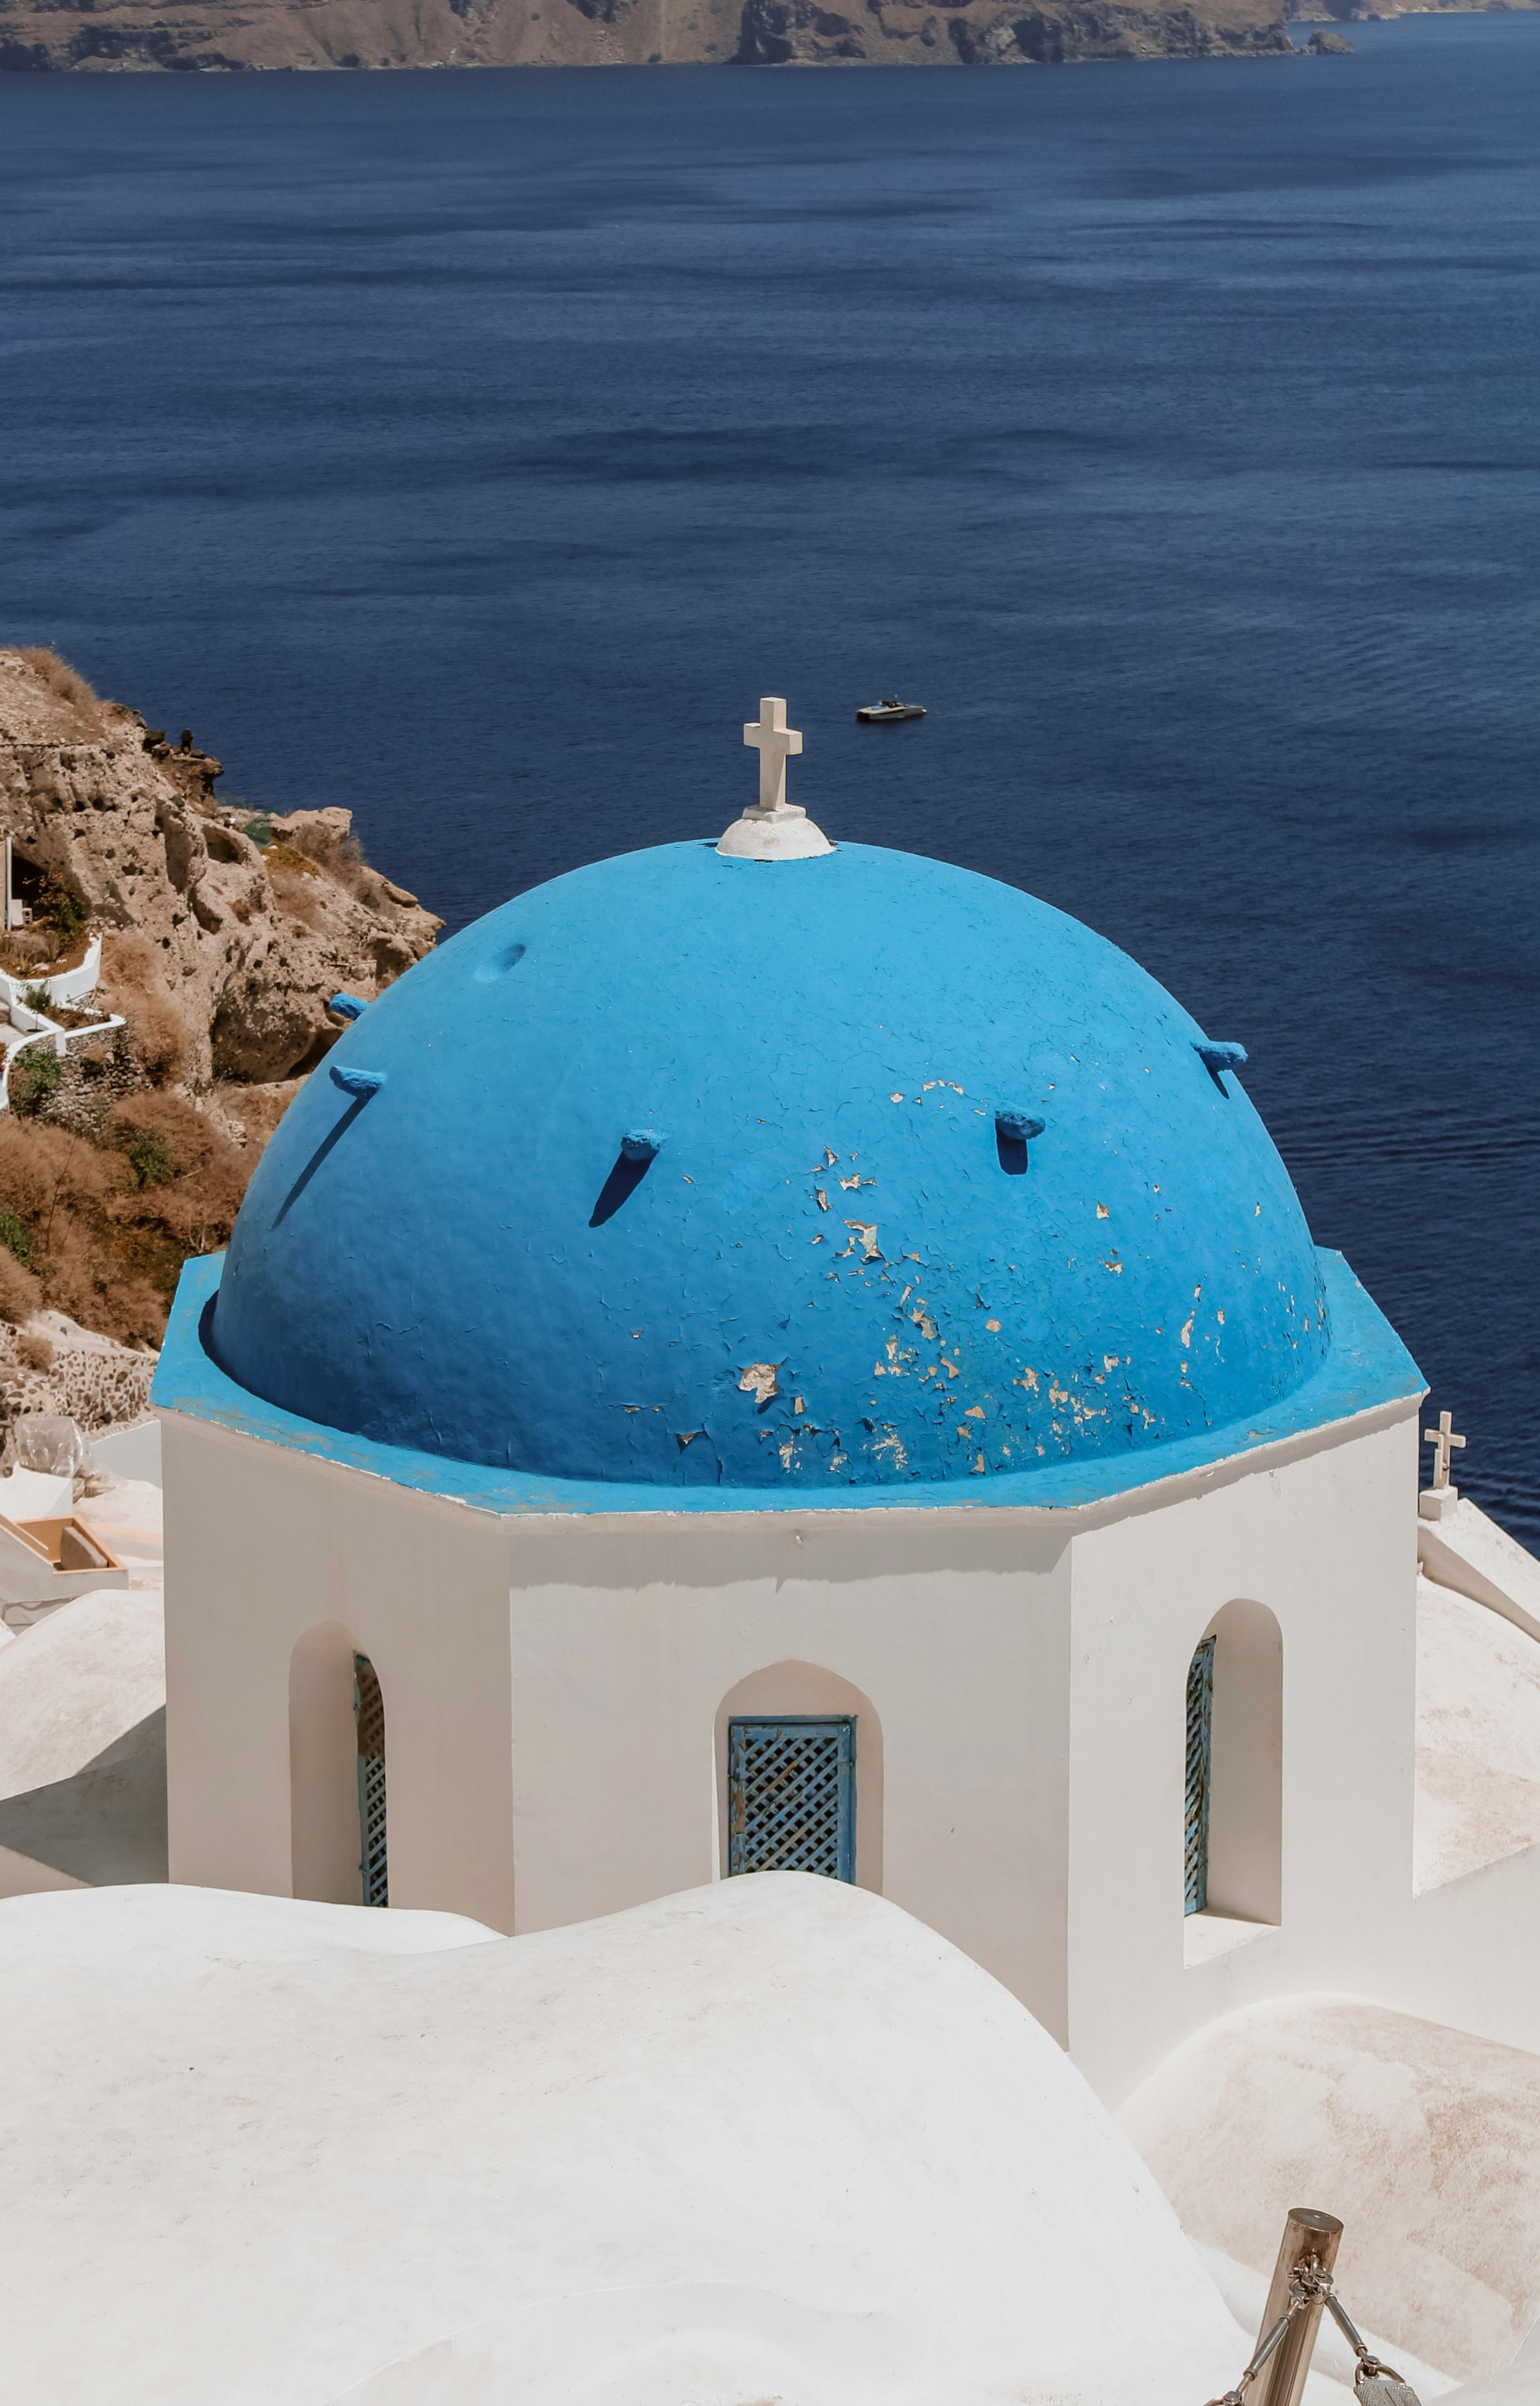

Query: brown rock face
[0,0,1293,68]
[0,648,442,1350]
[0,650,441,1091]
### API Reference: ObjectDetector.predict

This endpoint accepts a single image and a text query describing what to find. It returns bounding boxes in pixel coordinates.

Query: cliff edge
[0,647,439,1360]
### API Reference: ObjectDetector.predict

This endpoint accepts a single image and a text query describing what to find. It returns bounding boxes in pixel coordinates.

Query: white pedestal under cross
[743,697,803,815]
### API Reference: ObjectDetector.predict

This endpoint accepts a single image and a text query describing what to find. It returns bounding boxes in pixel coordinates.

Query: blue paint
[158,1247,1418,1517]
[329,994,368,1023]
[473,941,526,987]
[176,839,1424,1503]
[212,841,1359,1489]
[620,1129,666,1162]
[1194,1041,1249,1093]
[329,1064,386,1100]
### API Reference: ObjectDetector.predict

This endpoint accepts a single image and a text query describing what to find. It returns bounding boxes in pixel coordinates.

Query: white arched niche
[289,1619,367,1906]
[1184,1598,1282,1967]
[713,1661,884,1895]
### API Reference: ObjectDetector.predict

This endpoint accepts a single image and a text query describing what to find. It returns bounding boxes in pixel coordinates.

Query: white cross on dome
[717,693,833,861]
[743,696,803,814]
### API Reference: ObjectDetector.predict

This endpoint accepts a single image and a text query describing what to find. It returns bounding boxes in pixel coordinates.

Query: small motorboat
[856,697,926,724]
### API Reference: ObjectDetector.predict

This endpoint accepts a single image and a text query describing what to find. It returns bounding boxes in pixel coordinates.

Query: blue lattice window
[1185,1635,1215,1916]
[355,1653,389,1909]
[728,1716,855,1882]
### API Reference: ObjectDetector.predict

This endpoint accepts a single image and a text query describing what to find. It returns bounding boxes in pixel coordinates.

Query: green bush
[240,814,273,851]
[19,984,52,1017]
[124,1127,178,1188]
[9,1047,63,1116]
[0,1209,34,1266]
[36,877,88,952]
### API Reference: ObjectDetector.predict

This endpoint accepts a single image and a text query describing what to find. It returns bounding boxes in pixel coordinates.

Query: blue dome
[211,841,1329,1492]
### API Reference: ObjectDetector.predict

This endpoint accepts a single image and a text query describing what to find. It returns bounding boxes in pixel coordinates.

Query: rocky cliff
[0,0,1294,69]
[0,647,440,1351]
[0,652,438,1090]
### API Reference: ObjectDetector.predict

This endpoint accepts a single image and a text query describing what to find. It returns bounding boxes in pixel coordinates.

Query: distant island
[0,0,1526,71]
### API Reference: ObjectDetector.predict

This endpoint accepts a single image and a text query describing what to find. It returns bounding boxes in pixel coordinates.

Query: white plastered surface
[1416,1572,1540,1892]
[0,1873,1247,2406]
[1118,1993,1540,2385]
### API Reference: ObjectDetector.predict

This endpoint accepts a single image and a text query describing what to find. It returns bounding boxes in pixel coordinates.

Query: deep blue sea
[1,19,1538,1532]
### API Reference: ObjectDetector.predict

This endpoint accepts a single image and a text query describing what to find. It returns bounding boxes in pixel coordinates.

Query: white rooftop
[0,1872,1249,2406]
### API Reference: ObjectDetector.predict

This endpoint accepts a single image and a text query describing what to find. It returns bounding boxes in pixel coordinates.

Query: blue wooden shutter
[354,1653,389,1909]
[1185,1635,1215,1916]
[728,1715,856,1882]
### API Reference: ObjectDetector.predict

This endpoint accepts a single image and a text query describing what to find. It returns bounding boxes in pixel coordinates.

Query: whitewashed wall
[163,1393,1540,2104]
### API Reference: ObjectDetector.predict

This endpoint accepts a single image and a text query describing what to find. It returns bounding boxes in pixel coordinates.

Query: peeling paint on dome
[210,840,1334,1491]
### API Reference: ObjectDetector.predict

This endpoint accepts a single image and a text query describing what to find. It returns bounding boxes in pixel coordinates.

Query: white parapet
[41,934,102,1008]
[1418,1495,1540,1647]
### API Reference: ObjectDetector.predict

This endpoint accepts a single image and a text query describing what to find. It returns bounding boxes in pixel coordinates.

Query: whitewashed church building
[154,700,1540,2107]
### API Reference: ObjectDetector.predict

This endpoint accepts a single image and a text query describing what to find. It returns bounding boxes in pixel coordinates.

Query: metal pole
[1248,2208,1343,2406]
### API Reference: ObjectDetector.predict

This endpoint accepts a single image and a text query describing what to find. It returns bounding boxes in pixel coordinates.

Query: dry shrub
[268,850,326,931]
[42,1221,166,1348]
[98,933,191,1086]
[17,646,97,711]
[17,1331,53,1371]
[156,1158,248,1256]
[278,890,324,933]
[105,1090,220,1183]
[273,816,381,908]
[0,1116,108,1231]
[127,992,189,1086]
[0,1118,165,1345]
[0,1247,41,1326]
[102,932,163,999]
[105,1092,248,1275]
[0,933,50,972]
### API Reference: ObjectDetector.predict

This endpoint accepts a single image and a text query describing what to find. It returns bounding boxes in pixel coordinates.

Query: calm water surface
[1,20,1538,1528]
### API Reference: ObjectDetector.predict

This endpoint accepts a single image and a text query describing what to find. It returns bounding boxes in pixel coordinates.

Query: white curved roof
[1119,1991,1540,2390]
[0,1872,1245,2406]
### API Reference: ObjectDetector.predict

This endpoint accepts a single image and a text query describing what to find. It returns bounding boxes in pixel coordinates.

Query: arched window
[354,1654,388,1909]
[715,1662,883,1893]
[1184,1601,1282,1953]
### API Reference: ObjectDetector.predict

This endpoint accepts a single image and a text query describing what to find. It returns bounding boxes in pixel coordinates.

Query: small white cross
[1422,1408,1466,1491]
[743,696,803,815]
